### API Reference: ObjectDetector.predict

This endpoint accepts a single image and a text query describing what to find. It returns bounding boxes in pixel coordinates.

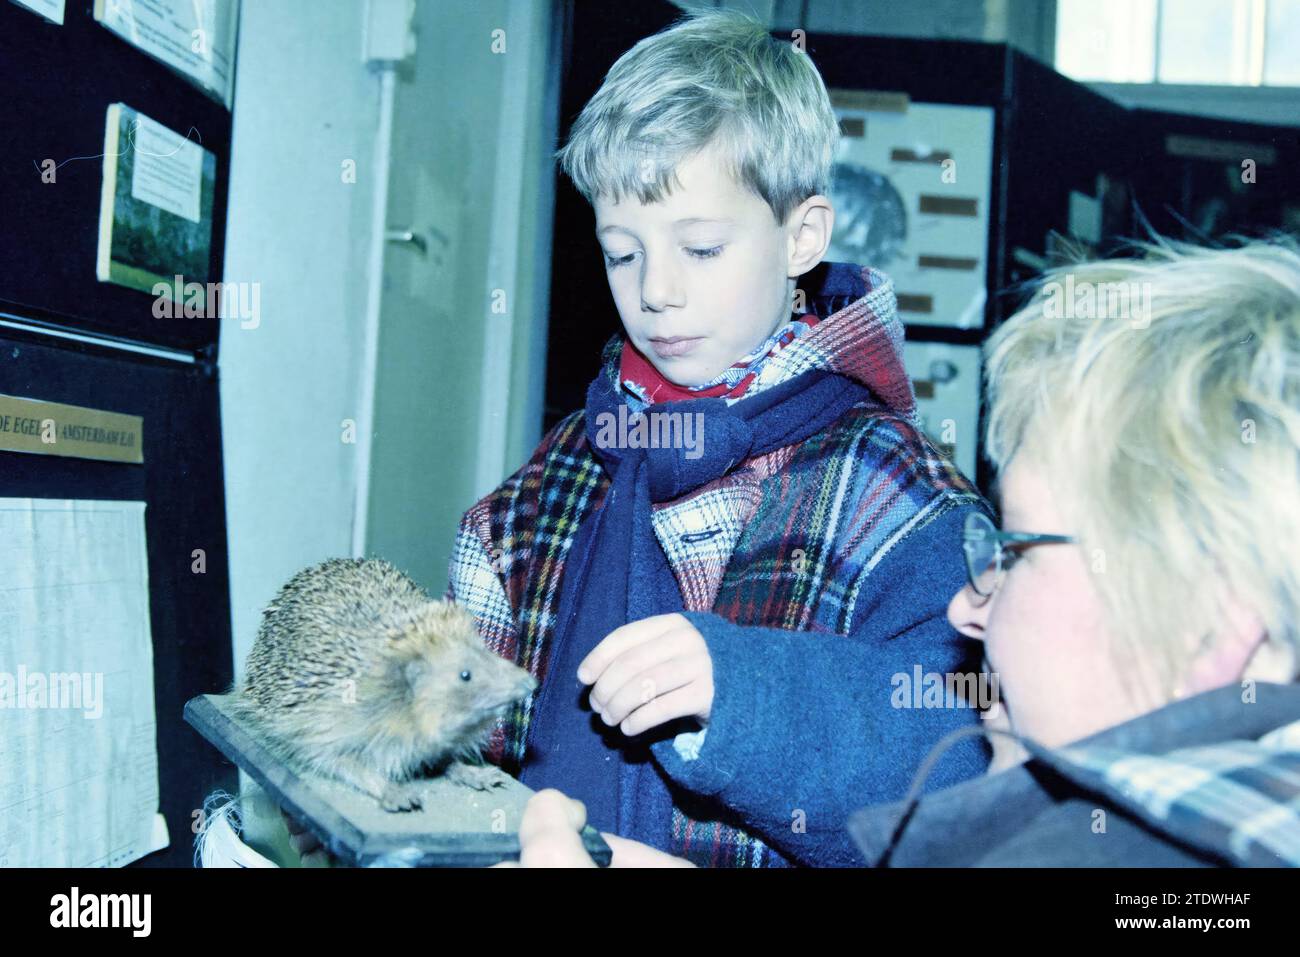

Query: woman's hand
[493,789,696,867]
[281,808,333,867]
[492,789,597,867]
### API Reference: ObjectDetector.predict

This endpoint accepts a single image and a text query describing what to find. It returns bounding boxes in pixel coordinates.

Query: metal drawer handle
[385,228,427,254]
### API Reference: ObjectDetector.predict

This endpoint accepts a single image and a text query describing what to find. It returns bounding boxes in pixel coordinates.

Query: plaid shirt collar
[602,261,916,423]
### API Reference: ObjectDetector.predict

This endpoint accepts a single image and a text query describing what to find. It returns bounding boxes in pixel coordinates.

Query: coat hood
[599,261,916,423]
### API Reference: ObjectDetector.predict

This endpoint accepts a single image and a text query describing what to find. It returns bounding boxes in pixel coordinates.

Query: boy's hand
[578,613,714,736]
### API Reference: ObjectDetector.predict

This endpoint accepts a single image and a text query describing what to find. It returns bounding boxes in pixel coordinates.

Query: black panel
[806,33,1011,106]
[544,0,684,428]
[0,1,230,356]
[999,50,1136,306]
[1127,108,1300,243]
[0,332,237,867]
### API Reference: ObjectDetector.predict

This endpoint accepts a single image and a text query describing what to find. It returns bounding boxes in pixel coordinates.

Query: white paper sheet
[0,499,168,867]
[830,101,995,329]
[10,0,65,24]
[95,0,239,108]
[129,111,203,223]
[903,341,982,482]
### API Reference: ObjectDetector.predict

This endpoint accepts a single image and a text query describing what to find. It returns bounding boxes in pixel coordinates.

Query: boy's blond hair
[983,237,1300,689]
[555,9,839,225]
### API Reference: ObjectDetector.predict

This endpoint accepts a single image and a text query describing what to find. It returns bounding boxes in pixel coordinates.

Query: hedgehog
[226,557,536,812]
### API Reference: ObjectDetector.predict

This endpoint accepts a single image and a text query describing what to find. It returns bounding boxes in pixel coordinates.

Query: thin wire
[877,723,1031,867]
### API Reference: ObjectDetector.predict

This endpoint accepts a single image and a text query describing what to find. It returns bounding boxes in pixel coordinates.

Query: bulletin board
[0,0,234,356]
[1,0,241,867]
[827,95,995,330]
[0,328,238,867]
[768,35,1135,492]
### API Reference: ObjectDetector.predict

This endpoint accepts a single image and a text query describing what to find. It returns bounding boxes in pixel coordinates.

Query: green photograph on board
[96,103,216,297]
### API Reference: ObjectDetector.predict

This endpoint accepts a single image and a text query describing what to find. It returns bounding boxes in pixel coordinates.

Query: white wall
[362,0,558,597]
[220,0,379,681]
[218,0,382,866]
[221,0,556,683]
[217,0,557,864]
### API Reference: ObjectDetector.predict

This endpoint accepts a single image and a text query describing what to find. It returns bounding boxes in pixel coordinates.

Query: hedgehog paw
[380,780,425,812]
[446,762,511,791]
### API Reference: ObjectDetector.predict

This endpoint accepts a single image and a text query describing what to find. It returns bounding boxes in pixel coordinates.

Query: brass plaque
[896,293,934,314]
[0,393,143,464]
[1164,135,1276,166]
[828,88,911,113]
[890,148,952,164]
[919,254,980,271]
[919,195,979,217]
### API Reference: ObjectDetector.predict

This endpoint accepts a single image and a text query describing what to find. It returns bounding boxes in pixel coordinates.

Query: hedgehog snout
[471,649,536,714]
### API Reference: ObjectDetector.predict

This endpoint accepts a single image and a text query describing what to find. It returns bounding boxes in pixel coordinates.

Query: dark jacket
[849,681,1300,867]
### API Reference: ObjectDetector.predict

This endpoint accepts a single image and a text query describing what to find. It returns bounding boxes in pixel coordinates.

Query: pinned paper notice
[827,96,994,330]
[903,342,981,481]
[93,0,239,108]
[129,112,203,224]
[0,499,167,867]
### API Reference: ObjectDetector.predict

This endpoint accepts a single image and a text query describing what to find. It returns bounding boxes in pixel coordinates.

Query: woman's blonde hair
[984,236,1300,688]
[554,9,839,225]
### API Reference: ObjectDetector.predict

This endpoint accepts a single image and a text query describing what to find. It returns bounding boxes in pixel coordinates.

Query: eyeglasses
[962,511,1077,598]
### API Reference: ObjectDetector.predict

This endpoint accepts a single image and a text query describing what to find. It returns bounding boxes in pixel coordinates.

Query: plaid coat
[447,262,991,866]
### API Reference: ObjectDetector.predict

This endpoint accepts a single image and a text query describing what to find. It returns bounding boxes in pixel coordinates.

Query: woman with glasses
[501,237,1300,867]
[849,237,1300,866]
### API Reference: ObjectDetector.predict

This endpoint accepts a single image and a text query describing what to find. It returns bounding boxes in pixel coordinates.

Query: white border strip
[0,313,197,364]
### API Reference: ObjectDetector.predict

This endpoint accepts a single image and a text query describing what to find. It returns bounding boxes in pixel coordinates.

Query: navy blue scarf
[518,355,871,848]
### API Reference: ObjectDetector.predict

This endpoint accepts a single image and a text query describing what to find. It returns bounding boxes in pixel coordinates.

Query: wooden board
[184,693,612,867]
